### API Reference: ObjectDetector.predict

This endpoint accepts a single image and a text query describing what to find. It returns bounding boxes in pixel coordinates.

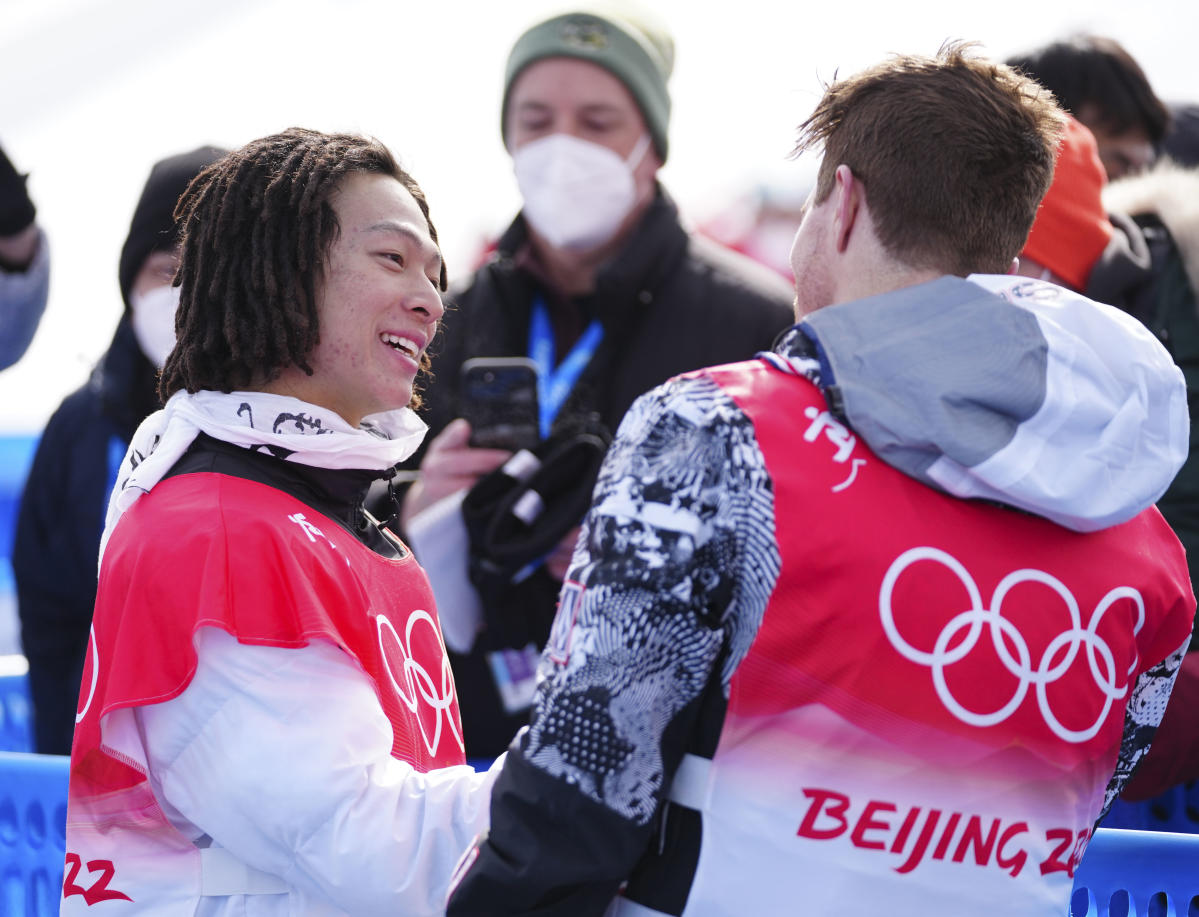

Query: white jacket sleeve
[134,626,500,916]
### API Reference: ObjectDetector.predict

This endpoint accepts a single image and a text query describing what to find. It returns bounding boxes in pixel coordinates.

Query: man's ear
[832,164,861,253]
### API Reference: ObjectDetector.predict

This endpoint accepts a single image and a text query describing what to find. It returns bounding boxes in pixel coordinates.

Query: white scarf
[99,389,427,565]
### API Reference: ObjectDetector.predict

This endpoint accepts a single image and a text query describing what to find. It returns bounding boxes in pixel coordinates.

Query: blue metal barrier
[0,434,38,659]
[1101,782,1199,835]
[0,657,33,752]
[4,750,1195,917]
[1070,827,1199,916]
[0,434,38,567]
[0,751,68,917]
[0,752,494,916]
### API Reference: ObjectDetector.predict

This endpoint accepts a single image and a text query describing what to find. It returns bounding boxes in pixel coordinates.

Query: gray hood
[772,274,1188,532]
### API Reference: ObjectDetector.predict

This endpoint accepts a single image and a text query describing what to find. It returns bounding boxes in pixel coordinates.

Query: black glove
[0,144,37,236]
[462,424,611,648]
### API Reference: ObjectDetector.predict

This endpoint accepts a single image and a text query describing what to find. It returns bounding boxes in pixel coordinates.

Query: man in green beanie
[396,4,794,757]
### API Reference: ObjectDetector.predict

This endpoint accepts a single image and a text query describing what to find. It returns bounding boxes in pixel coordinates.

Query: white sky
[1,0,1195,432]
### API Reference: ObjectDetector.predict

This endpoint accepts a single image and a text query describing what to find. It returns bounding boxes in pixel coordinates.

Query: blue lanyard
[528,296,604,439]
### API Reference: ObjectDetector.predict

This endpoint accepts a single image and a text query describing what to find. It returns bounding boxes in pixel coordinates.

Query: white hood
[779,274,1188,532]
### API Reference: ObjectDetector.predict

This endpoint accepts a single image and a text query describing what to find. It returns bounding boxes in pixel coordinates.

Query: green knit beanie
[502,7,675,161]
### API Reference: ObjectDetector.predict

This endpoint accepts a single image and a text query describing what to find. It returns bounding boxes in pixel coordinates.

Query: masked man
[399,4,794,756]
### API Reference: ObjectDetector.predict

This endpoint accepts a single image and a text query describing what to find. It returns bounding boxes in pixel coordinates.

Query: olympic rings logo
[879,547,1144,743]
[376,611,464,757]
[75,625,99,725]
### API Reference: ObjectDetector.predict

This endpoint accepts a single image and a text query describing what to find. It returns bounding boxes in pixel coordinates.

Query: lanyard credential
[528,296,604,439]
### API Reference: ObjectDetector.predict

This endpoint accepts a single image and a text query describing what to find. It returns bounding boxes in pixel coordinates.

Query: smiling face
[262,171,444,426]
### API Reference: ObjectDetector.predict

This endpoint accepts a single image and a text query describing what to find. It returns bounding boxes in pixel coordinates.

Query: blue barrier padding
[1070,827,1199,916]
[0,434,38,563]
[0,666,33,753]
[0,751,69,917]
[1100,782,1199,835]
[1,750,1197,917]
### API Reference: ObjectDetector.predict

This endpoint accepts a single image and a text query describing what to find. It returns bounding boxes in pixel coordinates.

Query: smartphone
[459,357,541,452]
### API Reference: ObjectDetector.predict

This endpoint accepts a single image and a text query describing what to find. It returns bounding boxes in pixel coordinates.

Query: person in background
[0,141,49,370]
[1006,35,1170,181]
[62,128,497,916]
[398,3,794,757]
[1018,114,1199,605]
[1162,102,1199,167]
[445,44,1194,917]
[1017,113,1199,804]
[13,145,224,755]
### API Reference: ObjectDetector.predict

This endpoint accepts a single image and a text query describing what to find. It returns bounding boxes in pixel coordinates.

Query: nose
[408,275,446,325]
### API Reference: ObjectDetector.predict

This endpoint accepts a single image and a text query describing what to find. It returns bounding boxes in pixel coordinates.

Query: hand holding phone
[402,419,513,529]
[459,357,540,452]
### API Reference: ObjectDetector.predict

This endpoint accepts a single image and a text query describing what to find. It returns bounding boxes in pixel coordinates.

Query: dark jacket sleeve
[13,390,112,754]
[446,751,651,916]
[447,375,776,914]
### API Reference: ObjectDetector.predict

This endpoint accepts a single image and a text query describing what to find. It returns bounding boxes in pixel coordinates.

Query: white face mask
[130,283,181,368]
[513,133,652,251]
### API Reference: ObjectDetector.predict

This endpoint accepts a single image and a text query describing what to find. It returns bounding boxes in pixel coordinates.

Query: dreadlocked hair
[159,127,447,408]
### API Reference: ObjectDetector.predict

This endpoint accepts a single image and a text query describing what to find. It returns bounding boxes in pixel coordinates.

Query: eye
[517,114,553,134]
[382,252,404,267]
[582,117,619,134]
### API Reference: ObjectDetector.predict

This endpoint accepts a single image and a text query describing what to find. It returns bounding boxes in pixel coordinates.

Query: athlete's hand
[401,419,511,529]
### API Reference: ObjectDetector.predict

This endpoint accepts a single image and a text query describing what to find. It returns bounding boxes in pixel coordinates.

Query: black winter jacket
[1092,164,1199,637]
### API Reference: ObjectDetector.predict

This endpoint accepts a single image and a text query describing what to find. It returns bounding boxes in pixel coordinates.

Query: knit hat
[0,144,36,236]
[1022,115,1114,291]
[118,145,226,311]
[502,5,674,161]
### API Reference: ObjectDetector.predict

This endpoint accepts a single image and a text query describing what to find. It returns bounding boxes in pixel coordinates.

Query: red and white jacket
[446,276,1195,917]
[64,437,496,916]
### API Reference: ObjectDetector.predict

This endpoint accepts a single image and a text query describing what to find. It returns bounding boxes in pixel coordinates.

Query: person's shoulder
[1105,161,1199,266]
[40,383,96,429]
[628,359,769,429]
[446,221,525,305]
[441,255,522,345]
[105,472,344,594]
[682,232,795,306]
[126,472,308,540]
[31,377,111,460]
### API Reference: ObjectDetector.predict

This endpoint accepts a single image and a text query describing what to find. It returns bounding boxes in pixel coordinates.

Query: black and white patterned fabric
[521,374,781,824]
[1102,645,1188,815]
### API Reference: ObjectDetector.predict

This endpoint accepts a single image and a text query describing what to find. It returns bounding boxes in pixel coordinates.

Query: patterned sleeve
[446,373,780,916]
[1098,637,1189,819]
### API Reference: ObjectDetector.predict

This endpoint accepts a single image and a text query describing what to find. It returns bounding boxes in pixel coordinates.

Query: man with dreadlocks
[61,128,497,916]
